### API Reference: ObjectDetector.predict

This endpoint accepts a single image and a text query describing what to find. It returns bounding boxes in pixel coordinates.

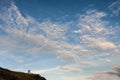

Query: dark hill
[0,67,46,80]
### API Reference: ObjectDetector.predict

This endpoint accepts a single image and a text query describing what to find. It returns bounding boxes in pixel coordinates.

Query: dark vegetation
[0,67,46,80]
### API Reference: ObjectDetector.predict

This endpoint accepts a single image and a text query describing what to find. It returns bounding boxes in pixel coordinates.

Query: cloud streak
[89,66,120,80]
[109,0,120,16]
[0,1,119,65]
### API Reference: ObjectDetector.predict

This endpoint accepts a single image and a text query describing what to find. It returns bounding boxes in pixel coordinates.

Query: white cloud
[0,2,119,66]
[0,2,120,80]
[61,75,90,80]
[59,65,81,74]
[107,66,120,77]
[76,10,119,53]
[80,61,96,66]
[105,59,111,63]
[90,73,120,80]
[32,65,82,74]
[82,35,117,51]
[89,66,120,80]
[0,2,28,34]
[76,10,107,34]
[0,50,8,55]
[39,21,66,41]
[57,51,80,62]
[9,55,25,63]
[109,0,120,16]
[32,67,59,74]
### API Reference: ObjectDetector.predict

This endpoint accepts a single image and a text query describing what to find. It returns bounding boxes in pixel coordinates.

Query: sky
[0,0,120,80]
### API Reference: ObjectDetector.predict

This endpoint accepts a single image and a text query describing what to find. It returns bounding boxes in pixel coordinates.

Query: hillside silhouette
[0,67,46,80]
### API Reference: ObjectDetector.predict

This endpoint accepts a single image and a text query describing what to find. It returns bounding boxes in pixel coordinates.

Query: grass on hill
[0,67,46,80]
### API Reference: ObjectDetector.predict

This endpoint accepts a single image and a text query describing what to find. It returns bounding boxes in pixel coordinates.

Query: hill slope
[0,67,46,80]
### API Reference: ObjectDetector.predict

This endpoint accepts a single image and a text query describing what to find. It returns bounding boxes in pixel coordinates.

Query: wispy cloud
[109,0,120,16]
[0,1,119,66]
[0,1,120,80]
[32,67,59,74]
[89,65,120,80]
[107,66,120,77]
[79,61,96,66]
[61,75,90,80]
[32,65,81,74]
[59,65,81,74]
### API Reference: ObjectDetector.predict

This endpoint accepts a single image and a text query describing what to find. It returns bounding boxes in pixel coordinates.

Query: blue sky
[0,0,120,80]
